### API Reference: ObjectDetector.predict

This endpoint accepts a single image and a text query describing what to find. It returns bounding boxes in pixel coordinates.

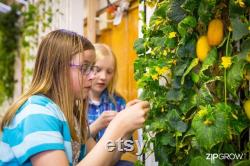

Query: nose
[87,71,96,80]
[100,71,107,80]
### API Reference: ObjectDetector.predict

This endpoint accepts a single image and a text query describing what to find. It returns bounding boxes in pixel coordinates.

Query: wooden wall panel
[96,1,138,102]
[96,1,139,162]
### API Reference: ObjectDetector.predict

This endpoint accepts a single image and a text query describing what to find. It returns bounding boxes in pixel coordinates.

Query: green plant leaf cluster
[134,0,250,165]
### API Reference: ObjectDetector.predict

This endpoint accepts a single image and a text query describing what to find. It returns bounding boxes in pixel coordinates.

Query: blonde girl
[0,29,149,166]
[88,44,126,142]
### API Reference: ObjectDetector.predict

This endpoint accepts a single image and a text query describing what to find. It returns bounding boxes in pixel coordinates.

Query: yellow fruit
[196,36,211,61]
[207,19,224,46]
[243,100,250,120]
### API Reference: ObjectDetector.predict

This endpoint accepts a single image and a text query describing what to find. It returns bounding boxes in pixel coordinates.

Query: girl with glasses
[0,29,150,166]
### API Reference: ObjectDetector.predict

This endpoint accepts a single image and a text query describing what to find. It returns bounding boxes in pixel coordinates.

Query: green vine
[134,0,250,165]
[0,3,21,104]
[0,0,57,105]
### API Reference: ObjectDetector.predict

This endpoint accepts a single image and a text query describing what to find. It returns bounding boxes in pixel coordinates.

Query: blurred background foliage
[0,0,55,105]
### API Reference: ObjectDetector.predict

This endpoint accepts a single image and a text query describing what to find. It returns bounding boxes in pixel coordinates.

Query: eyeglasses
[70,64,98,75]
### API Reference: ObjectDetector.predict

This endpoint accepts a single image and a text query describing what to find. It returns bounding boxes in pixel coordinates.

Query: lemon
[196,36,211,62]
[243,99,250,120]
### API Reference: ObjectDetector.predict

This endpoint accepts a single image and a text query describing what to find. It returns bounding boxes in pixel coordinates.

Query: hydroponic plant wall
[134,0,250,165]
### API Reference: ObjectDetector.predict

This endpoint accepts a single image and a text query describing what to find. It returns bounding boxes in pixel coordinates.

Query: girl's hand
[110,100,150,136]
[97,111,118,129]
[90,111,118,138]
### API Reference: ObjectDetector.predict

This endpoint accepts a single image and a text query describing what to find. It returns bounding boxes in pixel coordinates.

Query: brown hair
[1,29,94,143]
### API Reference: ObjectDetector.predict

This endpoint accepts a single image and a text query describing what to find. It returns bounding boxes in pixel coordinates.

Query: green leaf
[177,38,196,59]
[180,93,197,115]
[154,145,174,165]
[166,89,184,102]
[198,0,216,24]
[174,61,189,76]
[159,132,176,147]
[150,37,166,47]
[238,39,250,61]
[166,109,188,132]
[229,104,249,135]
[178,16,197,37]
[167,0,187,23]
[150,118,167,131]
[231,17,249,41]
[197,76,222,105]
[229,0,246,18]
[234,160,250,166]
[181,0,200,13]
[181,58,199,85]
[227,58,246,97]
[192,104,230,150]
[134,38,145,54]
[191,72,199,83]
[198,85,213,105]
[153,1,169,18]
[190,156,225,166]
[199,48,218,81]
[176,121,188,133]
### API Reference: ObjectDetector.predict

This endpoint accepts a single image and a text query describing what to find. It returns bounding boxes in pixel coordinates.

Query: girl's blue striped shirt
[0,95,85,166]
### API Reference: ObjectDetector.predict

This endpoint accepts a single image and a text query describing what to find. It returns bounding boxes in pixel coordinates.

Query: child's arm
[31,100,149,166]
[89,111,117,137]
[79,100,149,166]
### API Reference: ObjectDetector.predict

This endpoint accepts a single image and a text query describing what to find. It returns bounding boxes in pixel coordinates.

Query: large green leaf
[166,109,188,132]
[178,16,197,37]
[150,118,167,131]
[192,104,230,150]
[238,39,250,61]
[166,88,184,102]
[167,0,187,23]
[199,48,218,81]
[198,0,216,24]
[158,132,176,147]
[174,61,189,76]
[150,36,166,47]
[134,38,145,55]
[181,0,200,13]
[234,160,250,166]
[229,0,246,18]
[180,92,197,115]
[181,58,199,84]
[190,156,225,166]
[197,84,214,105]
[231,17,249,41]
[228,104,249,135]
[177,38,196,58]
[227,58,246,97]
[153,1,169,18]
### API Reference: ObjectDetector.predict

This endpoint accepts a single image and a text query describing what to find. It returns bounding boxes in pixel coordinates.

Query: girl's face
[70,50,96,99]
[91,55,114,94]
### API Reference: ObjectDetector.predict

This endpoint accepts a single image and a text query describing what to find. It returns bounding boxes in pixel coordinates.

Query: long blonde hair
[94,43,122,106]
[1,29,94,143]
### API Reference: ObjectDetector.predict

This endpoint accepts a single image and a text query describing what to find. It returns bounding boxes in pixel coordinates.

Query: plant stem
[224,69,227,104]
[226,32,231,57]
[224,32,231,105]
[218,142,224,153]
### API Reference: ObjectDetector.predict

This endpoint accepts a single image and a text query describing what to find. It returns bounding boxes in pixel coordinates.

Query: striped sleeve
[3,103,66,164]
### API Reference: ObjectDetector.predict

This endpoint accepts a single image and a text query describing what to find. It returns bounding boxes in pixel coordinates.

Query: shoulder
[7,95,66,130]
[19,95,66,120]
